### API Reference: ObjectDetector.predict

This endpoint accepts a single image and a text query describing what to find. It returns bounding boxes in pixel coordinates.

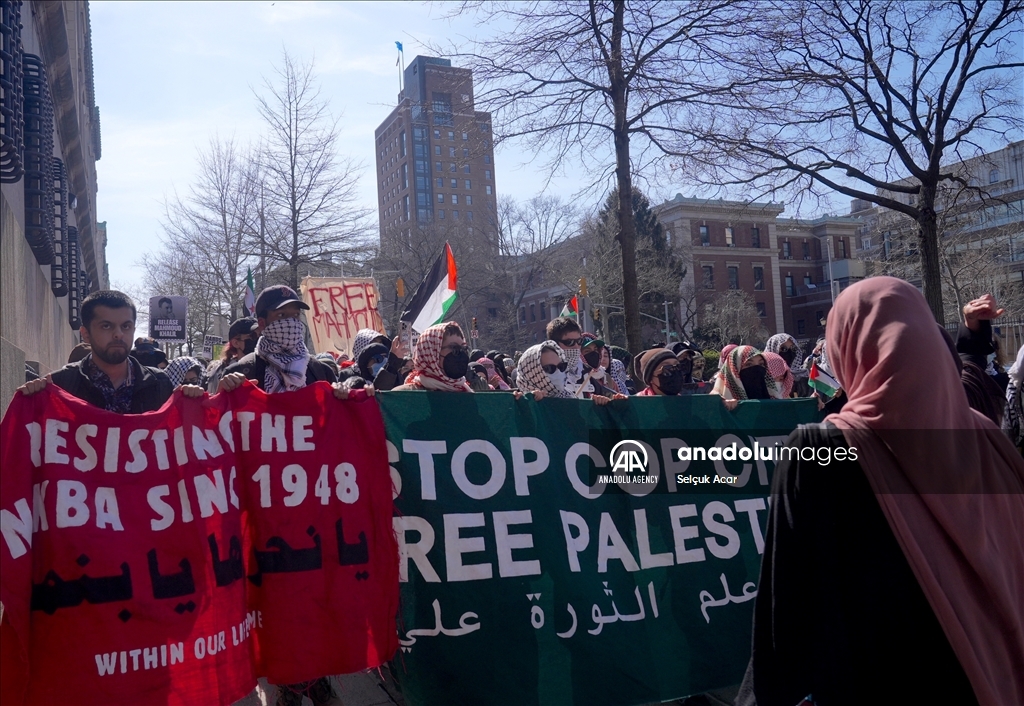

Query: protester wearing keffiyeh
[255,317,310,393]
[762,351,794,399]
[764,333,808,381]
[165,356,203,388]
[712,345,777,400]
[402,322,472,392]
[517,341,573,399]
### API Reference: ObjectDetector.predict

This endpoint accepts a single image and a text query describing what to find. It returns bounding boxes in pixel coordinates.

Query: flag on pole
[560,296,578,319]
[400,242,458,334]
[395,41,403,66]
[808,361,840,398]
[244,268,256,316]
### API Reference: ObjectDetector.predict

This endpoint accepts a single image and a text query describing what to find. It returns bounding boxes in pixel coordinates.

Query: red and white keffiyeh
[762,351,794,399]
[404,322,472,392]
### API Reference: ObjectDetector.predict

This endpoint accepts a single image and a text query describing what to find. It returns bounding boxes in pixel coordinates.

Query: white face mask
[547,370,567,390]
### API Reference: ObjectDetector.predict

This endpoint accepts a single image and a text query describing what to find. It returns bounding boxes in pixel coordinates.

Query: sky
[91,1,602,294]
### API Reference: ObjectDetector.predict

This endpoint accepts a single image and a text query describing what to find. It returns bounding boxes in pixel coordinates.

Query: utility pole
[664,300,671,343]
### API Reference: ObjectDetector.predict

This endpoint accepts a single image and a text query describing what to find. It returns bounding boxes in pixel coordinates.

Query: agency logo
[609,439,649,475]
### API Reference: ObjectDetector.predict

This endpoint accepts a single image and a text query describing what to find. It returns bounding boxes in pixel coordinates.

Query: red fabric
[825,277,1024,706]
[0,382,398,705]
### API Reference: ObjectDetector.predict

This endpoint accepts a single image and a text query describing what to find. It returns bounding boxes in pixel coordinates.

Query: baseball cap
[254,285,310,318]
[228,317,258,339]
[581,333,605,349]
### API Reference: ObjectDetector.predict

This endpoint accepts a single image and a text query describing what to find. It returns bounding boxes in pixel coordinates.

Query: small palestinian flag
[243,267,256,316]
[809,361,840,398]
[401,242,458,333]
[560,296,578,319]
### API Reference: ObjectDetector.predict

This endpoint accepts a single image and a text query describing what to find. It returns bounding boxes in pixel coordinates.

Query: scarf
[1003,347,1024,447]
[609,358,630,395]
[762,351,794,399]
[477,357,511,390]
[517,341,573,399]
[715,345,763,401]
[403,323,472,392]
[165,356,203,388]
[256,318,309,393]
[351,328,385,364]
[764,332,808,380]
[825,277,1024,706]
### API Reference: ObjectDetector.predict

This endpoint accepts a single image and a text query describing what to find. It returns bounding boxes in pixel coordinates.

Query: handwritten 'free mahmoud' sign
[379,393,819,706]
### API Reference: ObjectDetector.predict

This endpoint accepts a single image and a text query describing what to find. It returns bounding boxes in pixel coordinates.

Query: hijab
[477,357,511,390]
[765,333,807,380]
[762,351,794,399]
[517,341,573,399]
[256,317,309,393]
[713,345,773,401]
[403,323,472,392]
[825,277,1024,706]
[609,358,630,396]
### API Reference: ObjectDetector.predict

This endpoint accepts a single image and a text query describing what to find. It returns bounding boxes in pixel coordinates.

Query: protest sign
[379,393,819,706]
[0,383,398,706]
[299,277,385,357]
[149,296,188,342]
[202,335,223,361]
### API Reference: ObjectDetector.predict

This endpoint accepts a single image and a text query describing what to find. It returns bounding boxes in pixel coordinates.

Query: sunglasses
[542,362,569,374]
[558,337,582,347]
[441,344,469,355]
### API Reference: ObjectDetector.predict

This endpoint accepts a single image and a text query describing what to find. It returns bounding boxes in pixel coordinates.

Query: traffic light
[472,317,478,330]
[593,308,601,322]
[396,277,405,298]
[579,276,588,296]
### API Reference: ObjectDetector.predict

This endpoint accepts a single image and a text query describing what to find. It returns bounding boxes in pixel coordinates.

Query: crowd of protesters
[13,278,1024,706]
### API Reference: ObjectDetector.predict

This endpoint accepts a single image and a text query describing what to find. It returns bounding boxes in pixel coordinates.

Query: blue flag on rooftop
[395,41,403,52]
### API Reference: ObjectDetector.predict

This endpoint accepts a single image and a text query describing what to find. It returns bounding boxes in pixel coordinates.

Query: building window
[484,155,491,164]
[989,169,1000,183]
[452,210,459,219]
[815,310,824,324]
[485,170,492,180]
[434,145,441,155]
[463,165,471,174]
[804,275,812,287]
[452,194,459,204]
[449,147,456,157]
[448,131,455,140]
[728,266,739,289]
[417,207,430,222]
[486,185,493,195]
[433,129,441,139]
[530,304,536,322]
[702,265,714,289]
[438,209,445,219]
[700,225,710,245]
[435,161,442,172]
[449,162,456,172]
[785,275,795,297]
[399,132,406,157]
[751,227,760,248]
[401,163,408,189]
[416,176,427,189]
[756,302,767,318]
[403,195,410,220]
[451,178,457,188]
[753,266,764,290]
[840,238,847,258]
[462,132,469,141]
[467,211,473,221]
[797,319,805,335]
[465,180,471,189]
[802,241,810,259]
[725,227,734,246]
[520,307,527,324]
[436,177,443,188]
[540,302,548,320]
[437,193,445,203]
[466,195,473,205]
[783,241,791,259]
[862,236,871,249]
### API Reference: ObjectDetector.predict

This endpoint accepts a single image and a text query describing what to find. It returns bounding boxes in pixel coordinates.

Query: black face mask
[583,350,602,369]
[779,348,797,366]
[443,350,470,379]
[739,366,770,399]
[657,367,685,395]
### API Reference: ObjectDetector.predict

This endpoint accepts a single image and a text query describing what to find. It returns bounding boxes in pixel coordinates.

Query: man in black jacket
[16,290,189,411]
[220,285,337,392]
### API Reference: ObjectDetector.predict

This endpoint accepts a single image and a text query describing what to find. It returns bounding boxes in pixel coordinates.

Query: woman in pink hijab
[738,277,1024,706]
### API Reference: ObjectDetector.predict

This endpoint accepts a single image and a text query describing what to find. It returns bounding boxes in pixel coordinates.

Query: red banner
[0,383,398,706]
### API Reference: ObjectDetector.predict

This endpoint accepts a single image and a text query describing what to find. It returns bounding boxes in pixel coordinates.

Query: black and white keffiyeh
[256,318,309,393]
[518,341,573,399]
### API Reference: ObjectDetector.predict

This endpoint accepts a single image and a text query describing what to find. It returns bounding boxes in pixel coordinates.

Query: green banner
[380,393,820,706]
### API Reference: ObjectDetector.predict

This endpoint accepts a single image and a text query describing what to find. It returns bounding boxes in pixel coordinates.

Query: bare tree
[162,137,259,323]
[443,0,748,357]
[670,0,1023,321]
[255,51,372,290]
[691,289,769,350]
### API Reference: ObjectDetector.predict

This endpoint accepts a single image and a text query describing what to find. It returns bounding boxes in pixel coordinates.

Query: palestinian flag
[400,242,458,333]
[560,296,578,319]
[809,361,840,398]
[243,268,256,316]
